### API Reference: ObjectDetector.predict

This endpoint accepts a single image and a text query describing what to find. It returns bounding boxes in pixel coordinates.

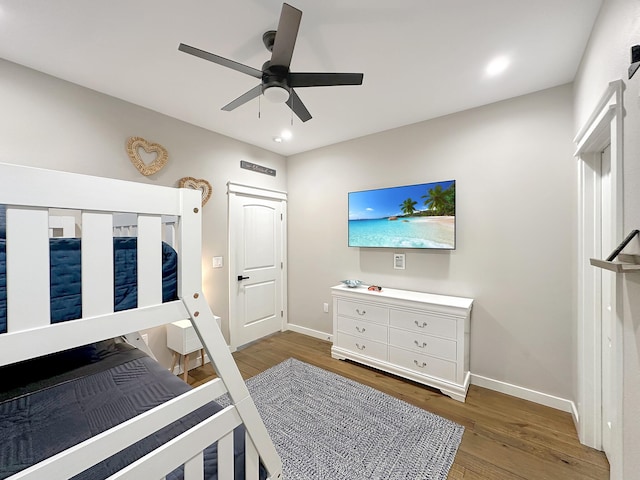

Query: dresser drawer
[337,299,389,324]
[389,328,456,361]
[336,332,387,361]
[390,309,456,339]
[337,316,387,343]
[389,346,456,382]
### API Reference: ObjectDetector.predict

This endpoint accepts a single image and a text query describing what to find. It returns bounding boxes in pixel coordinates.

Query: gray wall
[287,84,577,400]
[0,58,287,368]
[573,0,640,476]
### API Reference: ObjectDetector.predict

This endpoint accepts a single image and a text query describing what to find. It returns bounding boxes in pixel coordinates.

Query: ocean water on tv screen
[349,216,455,249]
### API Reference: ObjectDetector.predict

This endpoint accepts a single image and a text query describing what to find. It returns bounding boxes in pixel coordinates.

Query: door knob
[237,275,250,281]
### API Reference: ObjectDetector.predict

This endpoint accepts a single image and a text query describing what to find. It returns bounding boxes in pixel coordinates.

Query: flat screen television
[348,180,456,249]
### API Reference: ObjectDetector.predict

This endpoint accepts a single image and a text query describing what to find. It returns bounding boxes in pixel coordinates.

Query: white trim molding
[574,79,624,479]
[470,374,576,414]
[227,182,287,201]
[286,323,333,342]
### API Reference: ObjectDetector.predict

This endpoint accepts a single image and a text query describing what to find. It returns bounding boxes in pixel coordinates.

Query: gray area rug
[217,358,464,480]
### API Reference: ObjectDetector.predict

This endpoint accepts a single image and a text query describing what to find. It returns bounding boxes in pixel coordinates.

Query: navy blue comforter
[0,237,178,333]
[0,341,263,480]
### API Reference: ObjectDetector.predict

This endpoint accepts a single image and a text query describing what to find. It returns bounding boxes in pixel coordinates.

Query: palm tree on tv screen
[443,182,455,215]
[399,198,417,216]
[422,184,453,215]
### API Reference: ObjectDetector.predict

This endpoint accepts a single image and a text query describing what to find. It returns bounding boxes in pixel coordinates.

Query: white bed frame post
[177,190,282,480]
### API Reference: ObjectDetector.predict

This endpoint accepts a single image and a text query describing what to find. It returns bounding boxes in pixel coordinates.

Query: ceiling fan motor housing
[262,62,291,102]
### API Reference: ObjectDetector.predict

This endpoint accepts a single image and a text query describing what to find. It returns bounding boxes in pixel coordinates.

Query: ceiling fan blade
[286,90,312,122]
[222,85,263,111]
[270,3,302,68]
[179,43,263,79]
[289,72,364,87]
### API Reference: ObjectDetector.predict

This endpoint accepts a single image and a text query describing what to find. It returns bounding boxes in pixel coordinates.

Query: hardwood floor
[186,331,609,480]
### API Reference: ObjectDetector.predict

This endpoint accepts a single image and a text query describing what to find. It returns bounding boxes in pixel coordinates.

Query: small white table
[166,319,206,382]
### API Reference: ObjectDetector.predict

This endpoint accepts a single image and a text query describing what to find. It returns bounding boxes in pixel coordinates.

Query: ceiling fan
[178,3,364,122]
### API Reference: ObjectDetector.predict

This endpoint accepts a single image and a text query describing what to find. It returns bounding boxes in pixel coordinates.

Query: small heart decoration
[126,136,168,176]
[179,177,212,205]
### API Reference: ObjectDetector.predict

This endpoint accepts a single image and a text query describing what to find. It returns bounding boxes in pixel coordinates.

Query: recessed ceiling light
[273,136,283,143]
[281,129,293,141]
[486,56,510,77]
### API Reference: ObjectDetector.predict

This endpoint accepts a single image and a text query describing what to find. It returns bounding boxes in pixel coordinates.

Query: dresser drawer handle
[355,343,366,351]
[414,360,427,368]
[356,309,366,316]
[414,340,427,348]
[355,326,366,333]
[414,320,428,328]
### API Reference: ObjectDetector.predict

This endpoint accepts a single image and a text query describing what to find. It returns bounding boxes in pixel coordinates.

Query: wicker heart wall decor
[179,177,212,205]
[126,136,169,176]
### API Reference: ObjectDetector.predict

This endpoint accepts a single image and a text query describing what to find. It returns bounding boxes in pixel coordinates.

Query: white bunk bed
[0,162,282,480]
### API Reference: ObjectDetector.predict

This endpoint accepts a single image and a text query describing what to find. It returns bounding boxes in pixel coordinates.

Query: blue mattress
[0,237,178,334]
[0,340,265,480]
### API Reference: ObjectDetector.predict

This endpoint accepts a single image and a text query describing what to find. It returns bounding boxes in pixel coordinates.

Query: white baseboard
[471,373,576,414]
[570,401,580,431]
[285,323,333,342]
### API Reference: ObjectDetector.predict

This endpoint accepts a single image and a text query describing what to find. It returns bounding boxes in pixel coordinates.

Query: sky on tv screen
[349,180,454,220]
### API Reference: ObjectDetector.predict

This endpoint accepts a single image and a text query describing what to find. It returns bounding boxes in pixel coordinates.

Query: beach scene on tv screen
[349,180,455,249]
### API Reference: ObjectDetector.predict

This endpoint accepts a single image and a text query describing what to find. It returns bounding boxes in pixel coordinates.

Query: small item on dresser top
[341,279,363,288]
[368,285,382,292]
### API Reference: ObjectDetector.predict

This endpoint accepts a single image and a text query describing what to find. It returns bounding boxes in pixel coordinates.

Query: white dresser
[331,284,473,402]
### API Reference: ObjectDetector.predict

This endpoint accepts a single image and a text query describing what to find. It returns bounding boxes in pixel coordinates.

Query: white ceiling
[0,0,602,156]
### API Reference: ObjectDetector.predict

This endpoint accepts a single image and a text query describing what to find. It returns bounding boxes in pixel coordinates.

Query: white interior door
[228,184,286,349]
[600,144,614,459]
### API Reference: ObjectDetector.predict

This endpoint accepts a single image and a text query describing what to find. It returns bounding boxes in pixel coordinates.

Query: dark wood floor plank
[184,331,609,479]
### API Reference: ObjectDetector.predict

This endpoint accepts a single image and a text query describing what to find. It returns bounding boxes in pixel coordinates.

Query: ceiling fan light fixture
[263,85,290,103]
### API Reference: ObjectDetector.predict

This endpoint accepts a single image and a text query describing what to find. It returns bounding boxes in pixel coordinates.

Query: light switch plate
[212,256,223,268]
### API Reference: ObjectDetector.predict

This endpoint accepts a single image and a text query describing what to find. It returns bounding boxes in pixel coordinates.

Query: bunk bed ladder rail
[177,190,282,480]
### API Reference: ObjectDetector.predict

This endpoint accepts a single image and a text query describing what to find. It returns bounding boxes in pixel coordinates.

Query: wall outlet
[393,253,406,270]
[323,302,329,313]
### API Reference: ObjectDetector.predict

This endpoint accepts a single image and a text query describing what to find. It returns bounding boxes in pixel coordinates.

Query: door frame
[574,80,623,477]
[227,182,288,350]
